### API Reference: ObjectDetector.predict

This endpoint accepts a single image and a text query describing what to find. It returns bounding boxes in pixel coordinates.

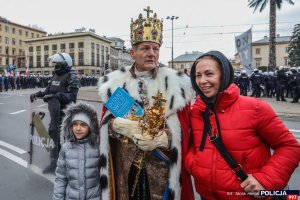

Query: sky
[1,0,300,65]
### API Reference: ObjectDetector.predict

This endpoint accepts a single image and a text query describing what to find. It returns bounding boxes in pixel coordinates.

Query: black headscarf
[190,50,234,151]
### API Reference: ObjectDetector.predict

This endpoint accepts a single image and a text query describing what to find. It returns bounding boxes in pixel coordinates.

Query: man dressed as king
[98,7,195,200]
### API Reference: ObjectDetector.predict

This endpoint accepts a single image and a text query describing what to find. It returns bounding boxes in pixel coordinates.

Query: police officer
[0,74,3,92]
[276,66,287,101]
[267,71,276,97]
[290,67,299,103]
[238,70,250,96]
[30,53,81,173]
[250,69,262,98]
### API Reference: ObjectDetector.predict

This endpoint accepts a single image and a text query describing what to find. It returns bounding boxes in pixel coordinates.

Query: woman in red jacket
[185,50,300,200]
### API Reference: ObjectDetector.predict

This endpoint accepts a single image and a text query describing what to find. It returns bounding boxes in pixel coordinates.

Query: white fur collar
[98,66,193,116]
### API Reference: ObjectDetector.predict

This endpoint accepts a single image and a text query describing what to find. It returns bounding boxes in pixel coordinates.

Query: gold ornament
[139,90,166,138]
[130,6,163,46]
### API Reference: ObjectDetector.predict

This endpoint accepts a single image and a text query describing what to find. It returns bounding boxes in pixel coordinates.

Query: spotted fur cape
[98,65,194,200]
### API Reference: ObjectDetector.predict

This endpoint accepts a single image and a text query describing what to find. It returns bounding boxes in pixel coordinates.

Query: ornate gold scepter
[129,90,167,197]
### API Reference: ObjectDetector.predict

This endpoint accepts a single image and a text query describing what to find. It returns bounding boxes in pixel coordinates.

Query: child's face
[72,120,90,140]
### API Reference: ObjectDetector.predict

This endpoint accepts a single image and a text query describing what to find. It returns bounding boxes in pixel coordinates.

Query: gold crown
[130,6,163,46]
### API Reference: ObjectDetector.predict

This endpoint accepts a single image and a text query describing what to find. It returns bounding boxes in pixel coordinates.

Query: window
[91,42,95,49]
[37,55,41,67]
[255,48,260,55]
[12,27,15,34]
[19,40,22,46]
[0,24,2,31]
[44,45,49,51]
[284,57,289,65]
[78,52,84,65]
[97,53,100,66]
[36,46,41,51]
[52,44,57,50]
[29,47,34,52]
[285,47,289,53]
[78,42,84,48]
[31,33,34,38]
[5,37,9,45]
[44,55,48,67]
[60,43,66,50]
[69,43,75,49]
[25,31,28,37]
[29,56,33,67]
[69,53,74,65]
[5,25,9,33]
[255,58,261,67]
[91,52,95,66]
[19,29,22,36]
[12,48,15,55]
[12,38,16,45]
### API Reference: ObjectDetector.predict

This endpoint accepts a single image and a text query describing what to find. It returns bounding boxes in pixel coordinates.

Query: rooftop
[253,35,291,44]
[171,51,204,62]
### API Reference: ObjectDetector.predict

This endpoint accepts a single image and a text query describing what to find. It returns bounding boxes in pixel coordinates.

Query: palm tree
[248,0,294,71]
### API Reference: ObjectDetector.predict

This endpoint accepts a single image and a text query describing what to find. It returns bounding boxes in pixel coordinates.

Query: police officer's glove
[30,94,36,103]
[112,117,142,140]
[30,91,44,103]
[132,130,169,151]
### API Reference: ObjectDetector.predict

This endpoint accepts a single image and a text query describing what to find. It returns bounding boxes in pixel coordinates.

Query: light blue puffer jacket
[53,102,100,200]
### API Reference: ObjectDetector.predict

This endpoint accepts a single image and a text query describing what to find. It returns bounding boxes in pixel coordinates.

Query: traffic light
[122,46,126,53]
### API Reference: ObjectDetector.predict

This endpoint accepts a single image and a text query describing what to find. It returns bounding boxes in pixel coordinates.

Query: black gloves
[29,91,44,103]
[30,94,36,103]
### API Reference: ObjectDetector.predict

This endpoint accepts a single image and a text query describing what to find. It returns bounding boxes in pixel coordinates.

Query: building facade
[168,51,204,73]
[25,32,111,75]
[108,37,134,68]
[235,35,291,70]
[0,17,46,70]
[252,35,290,68]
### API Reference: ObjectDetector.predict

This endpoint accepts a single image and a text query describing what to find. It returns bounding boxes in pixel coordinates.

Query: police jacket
[43,70,80,105]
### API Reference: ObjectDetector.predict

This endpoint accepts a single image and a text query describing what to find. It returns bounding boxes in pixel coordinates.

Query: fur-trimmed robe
[98,65,195,200]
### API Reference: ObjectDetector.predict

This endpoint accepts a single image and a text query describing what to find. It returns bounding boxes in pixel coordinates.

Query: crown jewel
[130,6,163,46]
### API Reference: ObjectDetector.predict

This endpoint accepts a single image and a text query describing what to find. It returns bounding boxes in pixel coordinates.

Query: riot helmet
[48,53,72,72]
[278,66,284,71]
[290,67,297,74]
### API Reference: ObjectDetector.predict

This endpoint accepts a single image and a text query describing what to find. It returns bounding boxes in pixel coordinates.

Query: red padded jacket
[185,84,300,200]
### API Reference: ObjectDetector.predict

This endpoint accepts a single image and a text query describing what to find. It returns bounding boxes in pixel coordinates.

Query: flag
[235,28,252,75]
[4,68,8,77]
[25,68,29,76]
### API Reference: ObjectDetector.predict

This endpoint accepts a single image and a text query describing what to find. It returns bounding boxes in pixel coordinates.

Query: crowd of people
[234,66,300,103]
[0,73,98,92]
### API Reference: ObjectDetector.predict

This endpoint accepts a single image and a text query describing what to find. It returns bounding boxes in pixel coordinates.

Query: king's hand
[112,117,142,140]
[132,130,169,151]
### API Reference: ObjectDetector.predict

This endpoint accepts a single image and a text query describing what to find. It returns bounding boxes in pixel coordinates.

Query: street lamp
[166,16,179,69]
